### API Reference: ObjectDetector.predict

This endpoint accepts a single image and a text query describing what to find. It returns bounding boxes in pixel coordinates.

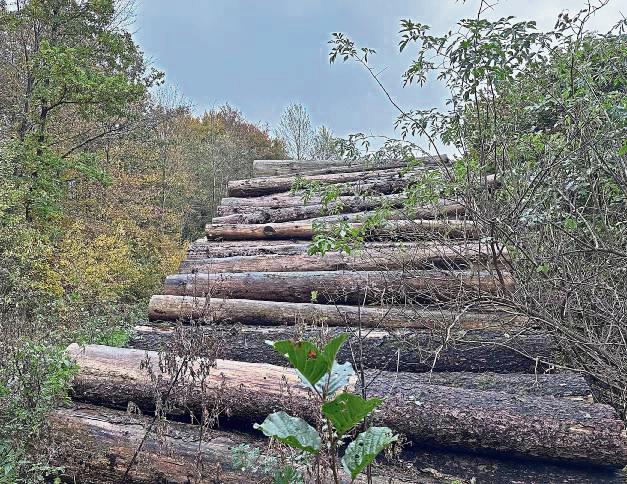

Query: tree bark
[147,295,524,330]
[212,198,464,224]
[205,219,479,241]
[66,344,627,467]
[163,269,511,303]
[215,193,408,217]
[186,240,308,259]
[252,155,449,177]
[130,324,556,374]
[179,243,493,274]
[227,166,428,197]
[50,404,264,484]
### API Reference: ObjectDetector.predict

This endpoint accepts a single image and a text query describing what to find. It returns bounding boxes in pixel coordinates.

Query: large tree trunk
[205,219,479,241]
[51,404,263,483]
[66,344,627,467]
[130,324,556,374]
[179,242,494,274]
[227,166,426,197]
[212,197,463,224]
[163,269,511,303]
[252,155,449,177]
[148,295,524,330]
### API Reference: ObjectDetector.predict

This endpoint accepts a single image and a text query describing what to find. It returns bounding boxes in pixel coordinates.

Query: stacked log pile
[57,157,627,483]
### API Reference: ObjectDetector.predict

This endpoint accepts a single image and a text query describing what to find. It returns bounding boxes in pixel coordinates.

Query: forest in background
[0,1,336,479]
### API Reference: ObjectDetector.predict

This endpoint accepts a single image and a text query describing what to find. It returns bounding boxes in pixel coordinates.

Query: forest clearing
[1,0,626,482]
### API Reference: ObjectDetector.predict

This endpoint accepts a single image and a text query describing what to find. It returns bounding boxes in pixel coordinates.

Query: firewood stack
[57,158,627,483]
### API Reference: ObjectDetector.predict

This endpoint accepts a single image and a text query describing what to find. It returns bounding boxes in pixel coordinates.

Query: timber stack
[56,157,627,483]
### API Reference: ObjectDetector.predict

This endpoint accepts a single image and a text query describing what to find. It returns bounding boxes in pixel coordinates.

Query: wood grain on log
[252,155,448,177]
[66,344,627,466]
[205,219,479,241]
[148,295,524,330]
[163,269,511,303]
[130,324,556,374]
[179,243,494,274]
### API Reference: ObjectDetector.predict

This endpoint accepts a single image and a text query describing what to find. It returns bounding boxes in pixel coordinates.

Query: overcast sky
[133,0,626,144]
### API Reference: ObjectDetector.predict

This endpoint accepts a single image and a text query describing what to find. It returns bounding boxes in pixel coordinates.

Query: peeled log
[205,219,479,241]
[212,198,464,224]
[67,344,627,466]
[51,404,264,483]
[227,166,427,197]
[252,155,448,177]
[163,269,511,303]
[130,324,556,374]
[147,295,523,330]
[179,243,494,274]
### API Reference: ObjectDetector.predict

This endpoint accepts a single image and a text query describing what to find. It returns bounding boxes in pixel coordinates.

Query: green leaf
[271,334,349,388]
[341,427,397,480]
[272,340,332,387]
[254,412,321,454]
[564,217,578,230]
[297,361,355,396]
[322,393,382,436]
[321,333,349,365]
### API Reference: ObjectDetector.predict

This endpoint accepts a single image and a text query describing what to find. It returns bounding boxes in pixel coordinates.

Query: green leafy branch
[254,334,397,483]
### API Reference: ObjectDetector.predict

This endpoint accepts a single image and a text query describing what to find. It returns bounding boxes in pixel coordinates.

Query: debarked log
[205,219,479,241]
[130,324,556,374]
[163,269,512,303]
[147,295,524,330]
[66,344,627,467]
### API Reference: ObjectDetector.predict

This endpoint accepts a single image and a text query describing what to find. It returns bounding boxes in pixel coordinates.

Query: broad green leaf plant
[254,334,397,483]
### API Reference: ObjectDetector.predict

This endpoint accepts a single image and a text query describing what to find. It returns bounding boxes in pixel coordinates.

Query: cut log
[400,446,627,484]
[163,269,511,303]
[205,219,479,241]
[252,155,448,177]
[186,240,476,260]
[360,368,592,400]
[186,240,308,259]
[147,295,524,330]
[51,404,264,483]
[67,344,627,466]
[220,176,498,209]
[179,243,495,274]
[130,324,556,374]
[212,198,464,224]
[227,166,431,198]
[215,193,408,217]
[53,405,601,484]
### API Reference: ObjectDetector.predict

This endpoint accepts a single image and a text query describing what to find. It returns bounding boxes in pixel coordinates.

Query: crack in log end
[262,225,276,236]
